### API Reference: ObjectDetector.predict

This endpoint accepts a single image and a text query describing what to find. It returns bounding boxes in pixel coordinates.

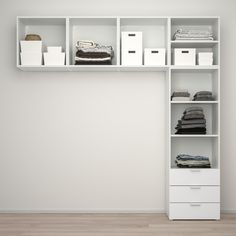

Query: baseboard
[0,208,166,214]
[221,209,236,214]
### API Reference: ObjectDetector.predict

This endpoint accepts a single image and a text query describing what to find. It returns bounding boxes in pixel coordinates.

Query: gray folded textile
[182,113,205,120]
[184,106,203,113]
[194,91,212,96]
[172,97,191,101]
[176,154,209,161]
[176,123,206,129]
[178,119,206,125]
[172,92,190,97]
[185,110,204,115]
[193,97,214,101]
[173,29,214,41]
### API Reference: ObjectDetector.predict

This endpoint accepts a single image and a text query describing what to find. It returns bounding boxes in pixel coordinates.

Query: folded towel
[76,40,96,49]
[182,113,205,120]
[172,92,190,97]
[176,154,209,161]
[178,119,206,125]
[172,97,191,101]
[184,106,203,113]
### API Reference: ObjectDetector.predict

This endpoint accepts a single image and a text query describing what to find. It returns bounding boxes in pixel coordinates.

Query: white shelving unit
[16,16,220,220]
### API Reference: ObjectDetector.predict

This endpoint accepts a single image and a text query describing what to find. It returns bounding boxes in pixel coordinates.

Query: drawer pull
[182,50,189,53]
[151,50,159,53]
[190,203,201,207]
[190,169,201,173]
[128,51,136,54]
[190,186,201,190]
[128,33,136,36]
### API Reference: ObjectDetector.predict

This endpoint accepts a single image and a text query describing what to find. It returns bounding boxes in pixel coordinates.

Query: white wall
[0,0,236,212]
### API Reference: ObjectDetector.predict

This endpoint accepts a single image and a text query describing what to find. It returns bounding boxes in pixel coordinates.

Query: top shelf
[17,16,220,71]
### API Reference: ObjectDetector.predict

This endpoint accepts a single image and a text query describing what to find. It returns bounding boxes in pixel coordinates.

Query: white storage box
[20,52,42,66]
[121,32,142,65]
[144,48,166,66]
[47,46,62,53]
[43,52,65,66]
[121,32,142,51]
[174,48,196,66]
[121,49,142,66]
[20,41,42,53]
[198,52,213,65]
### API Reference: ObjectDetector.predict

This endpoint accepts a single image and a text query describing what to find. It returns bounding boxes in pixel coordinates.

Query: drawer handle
[190,203,201,207]
[190,186,201,190]
[190,169,201,173]
[182,50,189,53]
[151,50,159,53]
[128,51,136,54]
[128,34,136,36]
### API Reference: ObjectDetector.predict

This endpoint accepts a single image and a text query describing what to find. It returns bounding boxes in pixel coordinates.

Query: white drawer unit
[169,169,220,186]
[121,32,142,50]
[169,186,220,203]
[144,48,166,66]
[121,31,143,65]
[174,48,196,66]
[169,203,220,220]
[121,49,142,65]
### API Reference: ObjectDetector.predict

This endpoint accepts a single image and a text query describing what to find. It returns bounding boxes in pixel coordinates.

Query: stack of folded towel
[75,40,114,65]
[171,90,191,101]
[175,107,206,134]
[175,154,211,168]
[173,29,214,41]
[193,91,214,101]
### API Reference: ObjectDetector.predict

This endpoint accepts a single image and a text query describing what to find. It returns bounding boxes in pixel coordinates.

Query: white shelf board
[170,65,219,73]
[18,65,169,72]
[171,101,218,104]
[171,40,219,48]
[17,65,68,72]
[171,134,218,138]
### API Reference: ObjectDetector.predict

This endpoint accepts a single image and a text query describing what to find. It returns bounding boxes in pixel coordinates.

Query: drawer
[170,169,220,186]
[121,32,142,51]
[170,186,220,203]
[169,203,220,220]
[121,49,142,65]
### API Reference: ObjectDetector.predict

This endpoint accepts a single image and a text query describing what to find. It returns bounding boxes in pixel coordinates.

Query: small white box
[198,52,213,65]
[43,52,65,66]
[20,41,42,53]
[121,49,142,66]
[20,52,42,66]
[174,48,196,66]
[144,48,166,66]
[47,46,62,53]
[121,32,142,51]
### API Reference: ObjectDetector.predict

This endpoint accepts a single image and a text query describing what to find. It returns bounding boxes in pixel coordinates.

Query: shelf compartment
[69,17,117,66]
[120,17,168,65]
[171,137,219,169]
[17,17,67,66]
[171,69,219,100]
[171,17,219,41]
[171,103,218,135]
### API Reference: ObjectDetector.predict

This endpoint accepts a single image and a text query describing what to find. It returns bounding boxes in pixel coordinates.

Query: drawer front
[121,32,142,51]
[170,169,220,185]
[170,186,220,203]
[169,203,220,220]
[121,50,142,65]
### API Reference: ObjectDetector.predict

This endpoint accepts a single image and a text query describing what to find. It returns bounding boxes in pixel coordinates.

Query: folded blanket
[182,113,205,120]
[194,91,212,96]
[76,42,114,57]
[172,92,190,97]
[75,60,112,65]
[193,97,214,101]
[175,127,206,134]
[176,154,209,161]
[184,106,204,113]
[176,123,206,129]
[76,50,111,59]
[75,56,111,62]
[178,119,206,125]
[173,29,214,40]
[172,97,191,101]
[76,40,96,49]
